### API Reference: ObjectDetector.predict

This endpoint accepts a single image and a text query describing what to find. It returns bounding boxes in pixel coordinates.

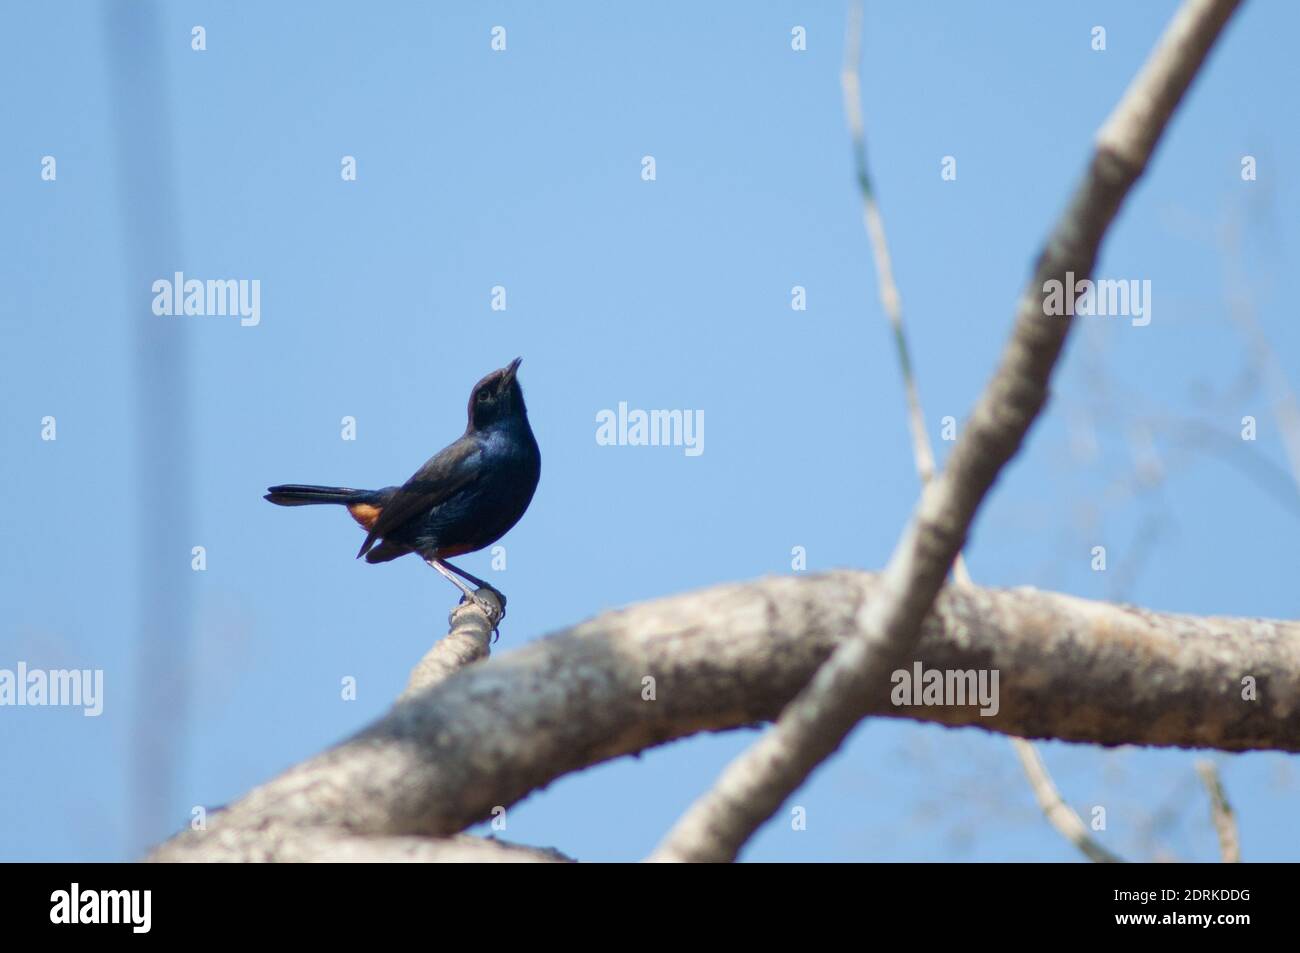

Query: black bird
[265,357,540,619]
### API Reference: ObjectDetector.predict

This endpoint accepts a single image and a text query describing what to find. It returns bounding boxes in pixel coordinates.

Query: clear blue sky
[3,1,1297,862]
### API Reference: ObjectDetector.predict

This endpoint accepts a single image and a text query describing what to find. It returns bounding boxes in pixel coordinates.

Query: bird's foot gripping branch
[465,587,506,640]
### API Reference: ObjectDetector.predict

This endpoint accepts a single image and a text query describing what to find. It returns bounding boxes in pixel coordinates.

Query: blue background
[2,1,1297,861]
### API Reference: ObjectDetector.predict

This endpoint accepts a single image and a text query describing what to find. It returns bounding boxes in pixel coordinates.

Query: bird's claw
[459,587,507,640]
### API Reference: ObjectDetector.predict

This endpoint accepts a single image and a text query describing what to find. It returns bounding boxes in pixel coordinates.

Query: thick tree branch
[149,572,1298,861]
[650,0,1244,864]
[400,591,500,700]
[149,831,573,864]
[152,594,573,863]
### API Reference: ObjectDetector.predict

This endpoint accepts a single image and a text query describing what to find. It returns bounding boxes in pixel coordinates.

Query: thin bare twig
[1015,741,1122,863]
[840,0,943,498]
[1195,760,1241,862]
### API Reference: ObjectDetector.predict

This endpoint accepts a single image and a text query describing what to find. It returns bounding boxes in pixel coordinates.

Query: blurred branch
[649,0,1243,864]
[1220,211,1300,490]
[1195,760,1241,863]
[104,0,194,856]
[840,0,943,499]
[149,572,1298,861]
[1013,740,1122,863]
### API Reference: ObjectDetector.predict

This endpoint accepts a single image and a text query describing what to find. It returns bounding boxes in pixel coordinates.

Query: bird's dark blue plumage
[264,358,540,616]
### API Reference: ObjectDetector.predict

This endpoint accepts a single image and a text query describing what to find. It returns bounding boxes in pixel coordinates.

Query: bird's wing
[356,437,483,558]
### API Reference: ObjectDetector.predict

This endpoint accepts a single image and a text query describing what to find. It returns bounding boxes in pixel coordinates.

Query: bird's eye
[477,389,492,403]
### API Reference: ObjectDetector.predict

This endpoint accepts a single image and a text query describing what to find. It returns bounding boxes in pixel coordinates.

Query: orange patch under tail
[347,503,383,531]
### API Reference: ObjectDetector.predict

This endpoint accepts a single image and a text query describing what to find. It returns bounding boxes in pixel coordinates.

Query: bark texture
[150,573,1297,861]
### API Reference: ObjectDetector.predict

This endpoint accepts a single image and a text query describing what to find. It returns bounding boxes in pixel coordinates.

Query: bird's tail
[264,484,368,507]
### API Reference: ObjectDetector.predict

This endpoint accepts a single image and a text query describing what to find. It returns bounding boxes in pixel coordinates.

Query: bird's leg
[439,559,507,611]
[425,557,506,633]
[426,557,479,600]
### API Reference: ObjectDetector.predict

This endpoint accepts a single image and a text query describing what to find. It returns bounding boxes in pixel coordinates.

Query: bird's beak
[503,356,522,384]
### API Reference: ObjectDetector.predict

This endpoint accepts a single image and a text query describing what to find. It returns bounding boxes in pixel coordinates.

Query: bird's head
[467,357,526,429]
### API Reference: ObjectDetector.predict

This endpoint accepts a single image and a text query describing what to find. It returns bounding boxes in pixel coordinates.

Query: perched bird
[265,357,540,620]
